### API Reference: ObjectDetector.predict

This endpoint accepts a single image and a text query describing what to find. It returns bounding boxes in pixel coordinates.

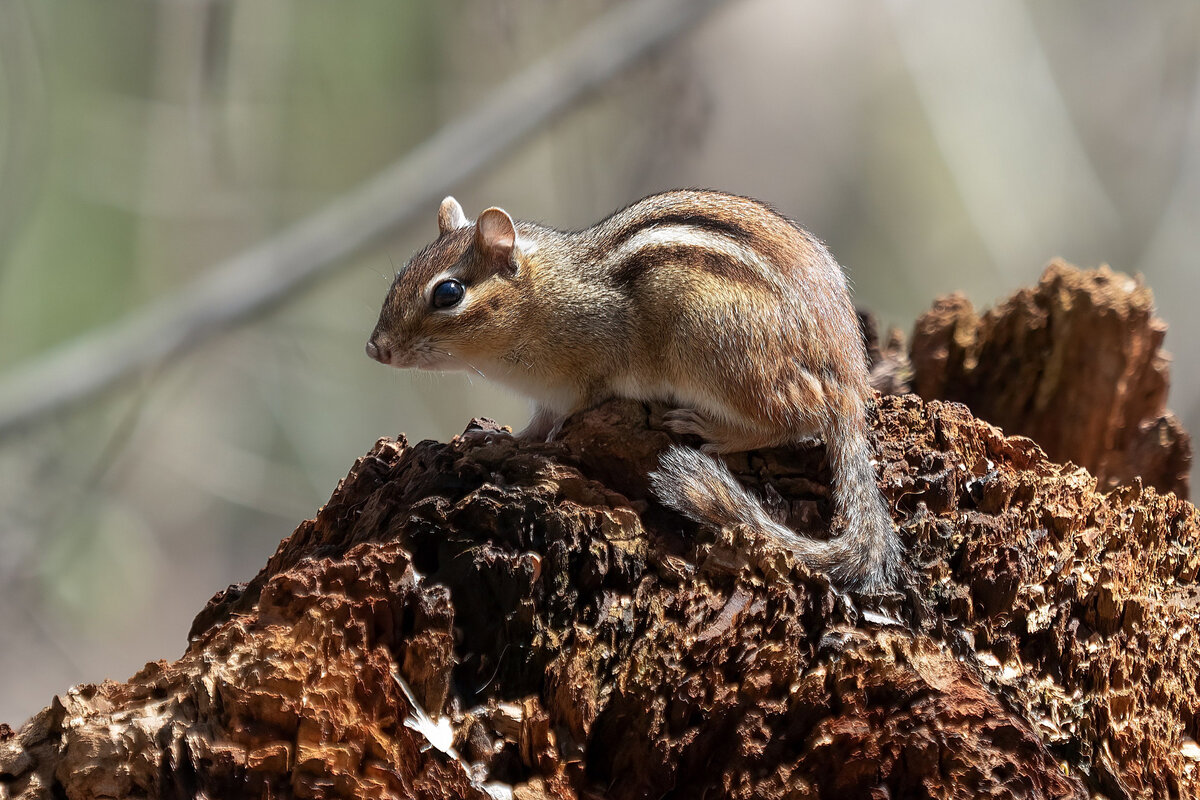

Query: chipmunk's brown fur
[367,190,902,592]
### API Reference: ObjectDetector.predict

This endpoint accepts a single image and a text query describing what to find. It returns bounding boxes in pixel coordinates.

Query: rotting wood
[908,260,1190,498]
[2,262,1195,800]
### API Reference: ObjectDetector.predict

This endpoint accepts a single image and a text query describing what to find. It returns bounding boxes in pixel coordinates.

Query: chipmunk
[366,190,901,592]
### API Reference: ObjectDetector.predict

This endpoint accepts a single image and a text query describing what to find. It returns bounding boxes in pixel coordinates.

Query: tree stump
[2,263,1196,800]
[908,260,1190,498]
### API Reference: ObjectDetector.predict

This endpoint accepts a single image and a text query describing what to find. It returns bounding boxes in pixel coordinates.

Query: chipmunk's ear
[475,207,518,274]
[438,196,469,234]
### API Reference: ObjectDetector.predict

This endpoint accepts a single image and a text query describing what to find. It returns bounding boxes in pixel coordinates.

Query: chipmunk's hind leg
[662,407,807,454]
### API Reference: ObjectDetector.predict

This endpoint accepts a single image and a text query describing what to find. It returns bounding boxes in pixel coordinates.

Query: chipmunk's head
[367,197,529,373]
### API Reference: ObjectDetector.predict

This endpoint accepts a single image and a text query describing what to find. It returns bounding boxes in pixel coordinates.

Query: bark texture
[908,260,1190,498]
[2,263,1196,800]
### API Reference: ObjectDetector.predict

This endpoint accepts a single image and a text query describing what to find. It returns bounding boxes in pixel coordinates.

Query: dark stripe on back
[625,213,756,245]
[610,243,772,289]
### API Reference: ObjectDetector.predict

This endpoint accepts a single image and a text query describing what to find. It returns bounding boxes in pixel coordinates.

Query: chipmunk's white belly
[476,357,589,413]
[609,373,743,426]
[609,373,673,404]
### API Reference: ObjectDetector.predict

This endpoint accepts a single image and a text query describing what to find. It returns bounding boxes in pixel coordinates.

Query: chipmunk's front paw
[515,406,567,443]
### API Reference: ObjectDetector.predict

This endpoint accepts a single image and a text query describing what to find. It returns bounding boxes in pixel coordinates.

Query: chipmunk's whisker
[436,349,486,380]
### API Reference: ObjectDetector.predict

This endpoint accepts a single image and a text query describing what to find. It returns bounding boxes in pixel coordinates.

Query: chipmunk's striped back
[368,190,902,591]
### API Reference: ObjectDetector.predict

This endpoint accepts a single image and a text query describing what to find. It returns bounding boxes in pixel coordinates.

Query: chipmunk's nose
[366,338,389,364]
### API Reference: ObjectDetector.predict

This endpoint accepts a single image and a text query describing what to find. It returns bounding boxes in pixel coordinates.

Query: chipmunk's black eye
[431,278,464,309]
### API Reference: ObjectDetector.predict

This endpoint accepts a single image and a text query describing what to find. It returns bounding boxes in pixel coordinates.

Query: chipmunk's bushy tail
[650,428,900,592]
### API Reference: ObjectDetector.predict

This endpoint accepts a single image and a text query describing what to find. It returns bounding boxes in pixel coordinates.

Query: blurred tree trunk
[2,263,1195,800]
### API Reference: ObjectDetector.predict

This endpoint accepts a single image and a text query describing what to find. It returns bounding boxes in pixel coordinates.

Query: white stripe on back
[602,224,774,280]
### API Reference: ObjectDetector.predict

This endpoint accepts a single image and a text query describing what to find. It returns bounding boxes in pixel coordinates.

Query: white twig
[0,0,731,440]
[392,666,457,758]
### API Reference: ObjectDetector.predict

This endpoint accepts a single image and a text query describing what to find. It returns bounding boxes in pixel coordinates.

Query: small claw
[662,408,709,438]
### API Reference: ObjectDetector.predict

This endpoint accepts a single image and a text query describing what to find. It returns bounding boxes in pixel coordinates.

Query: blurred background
[1,0,1198,724]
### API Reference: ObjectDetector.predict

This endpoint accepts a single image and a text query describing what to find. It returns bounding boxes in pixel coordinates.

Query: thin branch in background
[0,367,164,627]
[0,0,732,440]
